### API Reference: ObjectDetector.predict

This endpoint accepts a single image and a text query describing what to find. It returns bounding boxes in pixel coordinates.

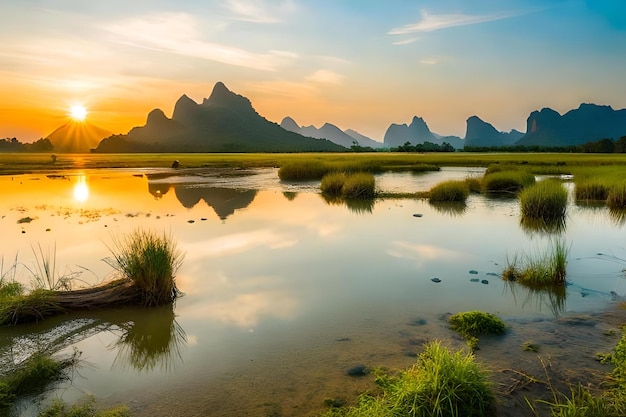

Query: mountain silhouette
[464,116,523,147]
[174,186,257,220]
[516,103,626,147]
[383,116,464,149]
[47,121,112,153]
[280,117,383,148]
[95,82,345,153]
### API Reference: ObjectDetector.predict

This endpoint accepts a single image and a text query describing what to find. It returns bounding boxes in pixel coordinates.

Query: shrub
[519,179,568,222]
[429,180,470,203]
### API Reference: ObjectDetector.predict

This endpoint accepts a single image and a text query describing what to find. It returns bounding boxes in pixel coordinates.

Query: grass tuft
[482,171,536,194]
[104,229,184,307]
[448,311,506,350]
[502,239,569,287]
[429,180,470,203]
[320,172,375,199]
[607,182,626,209]
[519,179,568,222]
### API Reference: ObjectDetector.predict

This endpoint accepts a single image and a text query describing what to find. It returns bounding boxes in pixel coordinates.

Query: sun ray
[69,105,88,121]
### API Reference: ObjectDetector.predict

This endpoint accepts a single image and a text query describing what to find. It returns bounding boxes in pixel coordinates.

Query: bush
[429,180,470,203]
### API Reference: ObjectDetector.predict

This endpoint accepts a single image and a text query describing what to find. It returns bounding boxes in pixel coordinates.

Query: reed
[320,172,347,196]
[575,179,610,201]
[502,239,569,287]
[341,173,376,199]
[519,179,568,222]
[482,170,536,194]
[278,160,331,181]
[104,229,184,307]
[428,180,470,203]
[607,182,626,209]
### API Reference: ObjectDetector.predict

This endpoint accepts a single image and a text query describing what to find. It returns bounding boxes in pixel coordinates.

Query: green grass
[38,398,131,417]
[448,311,506,350]
[519,179,568,222]
[502,239,569,287]
[607,182,626,209]
[575,179,610,201]
[278,160,332,181]
[320,172,376,199]
[429,180,470,203]
[322,340,495,417]
[482,170,536,194]
[104,229,184,307]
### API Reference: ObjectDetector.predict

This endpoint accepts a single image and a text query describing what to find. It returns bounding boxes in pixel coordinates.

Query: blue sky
[1,0,625,141]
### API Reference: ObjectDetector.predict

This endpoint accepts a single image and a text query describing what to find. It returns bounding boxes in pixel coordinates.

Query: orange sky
[1,1,626,143]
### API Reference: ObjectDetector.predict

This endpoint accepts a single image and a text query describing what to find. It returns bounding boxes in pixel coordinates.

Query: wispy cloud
[103,12,296,71]
[420,57,438,65]
[389,10,523,35]
[223,0,294,23]
[392,37,419,46]
[306,69,343,84]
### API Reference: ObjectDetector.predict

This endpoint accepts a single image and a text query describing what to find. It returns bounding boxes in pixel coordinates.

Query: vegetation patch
[502,239,569,287]
[428,180,470,203]
[575,179,610,201]
[322,340,494,417]
[448,311,506,350]
[607,182,626,209]
[37,398,131,417]
[519,179,568,222]
[482,170,536,194]
[278,160,332,181]
[320,172,375,199]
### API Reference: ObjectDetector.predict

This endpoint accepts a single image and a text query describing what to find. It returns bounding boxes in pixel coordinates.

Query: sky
[1,0,626,143]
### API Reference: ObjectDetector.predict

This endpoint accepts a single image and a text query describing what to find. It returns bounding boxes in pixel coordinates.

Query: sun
[69,105,88,121]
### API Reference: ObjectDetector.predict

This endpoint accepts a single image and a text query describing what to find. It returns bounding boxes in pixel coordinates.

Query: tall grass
[104,229,184,306]
[429,180,470,203]
[482,170,536,194]
[519,179,568,222]
[278,160,332,181]
[502,239,569,287]
[448,311,506,350]
[322,340,494,417]
[575,179,610,201]
[320,172,375,199]
[25,244,81,291]
[607,182,626,209]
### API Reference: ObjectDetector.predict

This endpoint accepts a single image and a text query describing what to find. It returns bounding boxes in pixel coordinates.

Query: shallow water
[1,168,625,416]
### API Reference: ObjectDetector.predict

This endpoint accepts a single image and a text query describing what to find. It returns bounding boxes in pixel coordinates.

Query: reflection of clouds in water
[387,241,467,264]
[182,229,297,259]
[178,271,299,329]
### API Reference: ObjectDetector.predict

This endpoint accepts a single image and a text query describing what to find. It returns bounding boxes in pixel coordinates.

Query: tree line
[0,137,53,152]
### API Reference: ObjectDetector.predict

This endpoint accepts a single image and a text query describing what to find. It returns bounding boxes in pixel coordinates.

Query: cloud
[103,12,296,71]
[306,69,344,84]
[389,10,523,35]
[223,0,284,23]
[392,37,419,46]
[420,57,438,65]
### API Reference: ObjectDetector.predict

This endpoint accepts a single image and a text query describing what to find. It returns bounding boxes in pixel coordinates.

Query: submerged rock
[469,270,479,274]
[413,213,423,217]
[431,277,442,283]
[346,365,369,377]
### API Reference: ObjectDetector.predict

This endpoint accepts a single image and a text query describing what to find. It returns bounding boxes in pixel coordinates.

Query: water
[1,168,625,416]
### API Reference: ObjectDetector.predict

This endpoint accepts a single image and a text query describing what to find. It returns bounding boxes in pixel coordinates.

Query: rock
[481,280,489,285]
[469,270,478,274]
[431,277,442,283]
[413,213,423,217]
[470,278,479,283]
[346,365,369,377]
[187,220,195,223]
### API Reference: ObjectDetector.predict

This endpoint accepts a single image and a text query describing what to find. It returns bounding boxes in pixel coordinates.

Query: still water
[1,167,625,416]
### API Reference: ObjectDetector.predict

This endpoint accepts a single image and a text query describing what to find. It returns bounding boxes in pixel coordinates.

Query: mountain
[95,82,346,153]
[280,117,383,148]
[463,116,523,148]
[383,116,464,149]
[516,103,626,147]
[47,121,112,153]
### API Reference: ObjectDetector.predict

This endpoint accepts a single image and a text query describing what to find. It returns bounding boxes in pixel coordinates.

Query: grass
[448,311,506,350]
[322,340,495,417]
[0,351,78,413]
[104,229,184,307]
[502,239,569,287]
[37,398,131,417]
[607,182,626,209]
[575,179,610,201]
[278,160,332,181]
[482,170,536,194]
[428,180,470,203]
[320,172,375,199]
[519,179,568,222]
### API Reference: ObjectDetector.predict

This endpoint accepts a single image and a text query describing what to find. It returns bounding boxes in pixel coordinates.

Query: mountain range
[41,81,626,153]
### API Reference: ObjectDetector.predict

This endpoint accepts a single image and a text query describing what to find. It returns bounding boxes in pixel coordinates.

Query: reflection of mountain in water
[174,186,257,220]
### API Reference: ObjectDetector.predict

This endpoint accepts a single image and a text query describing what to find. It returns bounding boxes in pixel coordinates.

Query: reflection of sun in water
[69,105,88,121]
[73,176,89,202]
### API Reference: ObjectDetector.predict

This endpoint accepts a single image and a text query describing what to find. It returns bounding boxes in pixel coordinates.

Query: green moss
[38,398,131,417]
[448,311,505,351]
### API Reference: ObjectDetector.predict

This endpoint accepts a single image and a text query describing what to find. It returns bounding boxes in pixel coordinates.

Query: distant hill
[95,82,346,153]
[280,117,383,149]
[383,116,464,150]
[516,103,626,147]
[47,121,112,153]
[464,116,523,148]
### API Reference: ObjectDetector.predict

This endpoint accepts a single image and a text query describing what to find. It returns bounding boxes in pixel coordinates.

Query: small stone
[187,220,195,223]
[470,278,479,283]
[346,365,369,377]
[413,213,423,217]
[481,280,489,285]
[486,272,498,277]
[431,277,442,283]
[469,270,479,274]
[201,218,208,221]
[335,337,352,342]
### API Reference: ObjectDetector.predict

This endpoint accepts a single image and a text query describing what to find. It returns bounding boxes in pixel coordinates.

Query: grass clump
[448,311,506,350]
[320,172,375,199]
[428,180,470,203]
[502,239,569,287]
[482,170,536,194]
[575,179,610,201]
[278,160,331,181]
[37,398,131,417]
[607,182,626,209]
[104,229,184,307]
[519,179,568,222]
[322,340,494,417]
